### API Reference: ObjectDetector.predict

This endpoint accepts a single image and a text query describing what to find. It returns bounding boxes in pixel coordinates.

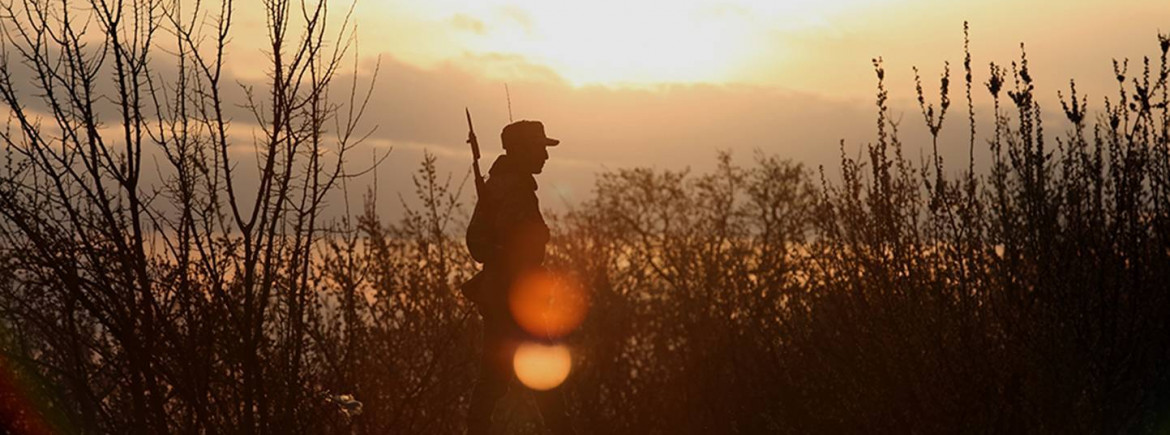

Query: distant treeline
[1,2,1169,432]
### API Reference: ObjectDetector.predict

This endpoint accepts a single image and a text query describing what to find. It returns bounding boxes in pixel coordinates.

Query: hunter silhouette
[463,120,573,434]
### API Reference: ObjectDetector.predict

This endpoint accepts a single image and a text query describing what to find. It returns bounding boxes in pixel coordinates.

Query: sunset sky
[244,0,1161,215]
[1,3,1168,427]
[10,0,1169,216]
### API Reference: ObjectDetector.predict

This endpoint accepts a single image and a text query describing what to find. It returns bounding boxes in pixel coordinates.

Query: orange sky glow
[211,0,1170,214]
[7,0,1167,214]
[289,0,1168,92]
[345,0,892,87]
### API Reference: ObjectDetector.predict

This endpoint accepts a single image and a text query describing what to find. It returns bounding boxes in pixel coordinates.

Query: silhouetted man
[464,120,573,435]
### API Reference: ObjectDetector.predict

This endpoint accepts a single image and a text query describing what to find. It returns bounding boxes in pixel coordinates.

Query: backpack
[466,196,495,264]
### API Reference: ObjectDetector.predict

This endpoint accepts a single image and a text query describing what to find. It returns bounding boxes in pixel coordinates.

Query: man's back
[468,154,549,279]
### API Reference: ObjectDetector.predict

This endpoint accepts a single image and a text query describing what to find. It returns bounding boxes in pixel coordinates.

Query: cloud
[14,1,1157,222]
[454,52,568,85]
[497,5,536,34]
[450,13,486,35]
[321,54,888,212]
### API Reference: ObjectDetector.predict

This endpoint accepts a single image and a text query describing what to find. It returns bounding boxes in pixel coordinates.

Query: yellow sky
[345,0,894,86]
[22,0,1162,214]
[279,0,1168,94]
[221,0,1170,213]
[3,0,1167,220]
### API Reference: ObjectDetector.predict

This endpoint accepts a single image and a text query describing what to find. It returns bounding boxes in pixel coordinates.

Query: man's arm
[486,174,549,274]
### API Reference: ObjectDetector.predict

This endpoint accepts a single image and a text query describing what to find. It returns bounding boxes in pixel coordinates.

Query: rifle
[462,108,490,300]
[465,108,486,197]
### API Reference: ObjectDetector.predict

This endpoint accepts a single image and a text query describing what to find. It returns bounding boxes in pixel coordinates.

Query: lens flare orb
[512,342,572,391]
[508,270,588,338]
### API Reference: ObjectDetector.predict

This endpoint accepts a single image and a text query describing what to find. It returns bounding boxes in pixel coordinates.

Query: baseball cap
[502,120,560,149]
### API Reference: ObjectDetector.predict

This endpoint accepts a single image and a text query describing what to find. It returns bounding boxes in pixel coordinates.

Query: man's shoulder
[486,172,535,193]
[486,157,537,195]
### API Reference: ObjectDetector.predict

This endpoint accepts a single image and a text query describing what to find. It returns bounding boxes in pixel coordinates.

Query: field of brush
[1,3,1169,431]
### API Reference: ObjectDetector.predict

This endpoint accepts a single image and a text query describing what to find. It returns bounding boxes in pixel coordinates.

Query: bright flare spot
[366,0,883,86]
[509,270,588,338]
[469,0,754,85]
[513,342,572,391]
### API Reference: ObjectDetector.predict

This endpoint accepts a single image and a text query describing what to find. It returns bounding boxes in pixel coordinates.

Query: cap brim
[544,137,560,146]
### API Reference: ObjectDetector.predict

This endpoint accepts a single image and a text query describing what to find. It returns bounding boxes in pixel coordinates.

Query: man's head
[502,120,559,174]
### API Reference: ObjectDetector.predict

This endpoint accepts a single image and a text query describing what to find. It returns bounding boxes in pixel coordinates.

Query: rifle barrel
[465,108,486,195]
